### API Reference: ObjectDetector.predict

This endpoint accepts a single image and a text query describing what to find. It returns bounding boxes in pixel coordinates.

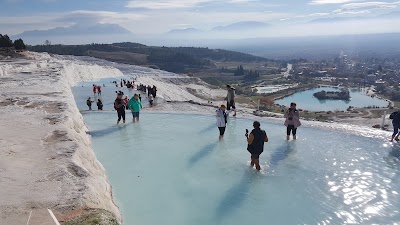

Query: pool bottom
[84,112,400,225]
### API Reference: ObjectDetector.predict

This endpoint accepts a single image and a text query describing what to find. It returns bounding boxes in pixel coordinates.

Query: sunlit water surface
[82,112,400,225]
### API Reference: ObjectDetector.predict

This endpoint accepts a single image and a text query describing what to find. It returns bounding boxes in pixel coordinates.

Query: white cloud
[341,1,400,9]
[308,12,331,16]
[125,0,264,9]
[309,0,359,5]
[63,10,146,24]
[332,9,371,14]
[126,0,213,9]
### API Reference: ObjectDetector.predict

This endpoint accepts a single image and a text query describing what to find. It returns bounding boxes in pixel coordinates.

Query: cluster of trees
[234,65,245,76]
[245,70,260,80]
[148,52,210,73]
[233,65,260,80]
[313,90,350,100]
[0,34,26,50]
[259,96,275,109]
[29,42,270,73]
[375,83,400,101]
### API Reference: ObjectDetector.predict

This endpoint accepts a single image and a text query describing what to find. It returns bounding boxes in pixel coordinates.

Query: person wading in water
[114,93,126,125]
[246,121,268,171]
[284,102,301,140]
[216,105,229,139]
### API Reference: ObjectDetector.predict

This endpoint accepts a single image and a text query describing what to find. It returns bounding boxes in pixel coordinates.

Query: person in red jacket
[97,85,101,95]
[92,84,97,95]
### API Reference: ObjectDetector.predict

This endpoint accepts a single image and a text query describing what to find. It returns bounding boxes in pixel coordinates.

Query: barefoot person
[114,93,126,124]
[284,102,301,140]
[128,94,142,122]
[97,85,102,96]
[97,99,103,110]
[148,94,154,106]
[216,105,229,139]
[246,121,268,171]
[226,85,236,116]
[390,110,400,142]
[92,84,97,95]
[86,97,93,110]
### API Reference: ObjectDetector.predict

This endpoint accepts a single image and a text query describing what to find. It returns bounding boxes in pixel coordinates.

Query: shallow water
[276,87,388,111]
[72,79,159,111]
[82,112,400,225]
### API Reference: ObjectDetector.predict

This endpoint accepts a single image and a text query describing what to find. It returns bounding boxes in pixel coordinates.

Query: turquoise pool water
[82,112,400,225]
[276,87,389,111]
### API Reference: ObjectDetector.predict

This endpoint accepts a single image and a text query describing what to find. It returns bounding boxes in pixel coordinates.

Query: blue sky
[1,0,400,35]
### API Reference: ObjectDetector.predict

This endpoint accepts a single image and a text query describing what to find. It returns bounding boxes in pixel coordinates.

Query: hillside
[29,42,268,73]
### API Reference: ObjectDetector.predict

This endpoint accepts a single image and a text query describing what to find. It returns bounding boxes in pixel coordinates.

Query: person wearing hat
[114,92,126,124]
[245,121,268,171]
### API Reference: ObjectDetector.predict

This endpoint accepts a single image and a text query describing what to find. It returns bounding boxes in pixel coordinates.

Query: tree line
[234,65,260,80]
[0,34,26,50]
[28,42,270,73]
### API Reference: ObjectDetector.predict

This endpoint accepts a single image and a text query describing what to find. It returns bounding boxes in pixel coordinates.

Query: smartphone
[246,129,249,133]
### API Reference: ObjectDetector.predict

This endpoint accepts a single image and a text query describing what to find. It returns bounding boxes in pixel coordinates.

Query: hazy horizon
[2,0,400,40]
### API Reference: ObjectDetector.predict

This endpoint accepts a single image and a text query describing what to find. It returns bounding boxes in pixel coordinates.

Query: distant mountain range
[167,28,203,35]
[15,23,132,37]
[11,23,132,44]
[165,21,270,37]
[211,21,270,32]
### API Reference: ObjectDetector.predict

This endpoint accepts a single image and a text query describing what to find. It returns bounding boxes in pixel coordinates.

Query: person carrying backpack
[86,97,93,110]
[390,110,400,142]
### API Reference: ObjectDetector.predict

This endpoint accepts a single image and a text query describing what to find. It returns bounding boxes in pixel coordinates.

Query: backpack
[114,100,118,110]
[390,112,398,119]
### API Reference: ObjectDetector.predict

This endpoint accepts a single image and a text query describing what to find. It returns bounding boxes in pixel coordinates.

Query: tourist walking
[123,96,129,109]
[86,97,93,110]
[128,94,142,122]
[149,94,154,106]
[147,85,152,97]
[246,121,268,171]
[390,110,400,142]
[284,102,301,140]
[152,85,157,98]
[92,84,97,95]
[97,85,101,95]
[97,99,103,110]
[114,93,126,124]
[216,105,229,139]
[226,85,236,116]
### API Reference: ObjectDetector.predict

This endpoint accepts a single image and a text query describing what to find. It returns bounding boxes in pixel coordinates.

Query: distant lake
[276,87,389,111]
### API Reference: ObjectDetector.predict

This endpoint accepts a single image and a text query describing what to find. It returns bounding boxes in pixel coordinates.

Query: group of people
[87,82,304,171]
[216,85,301,171]
[114,91,143,124]
[92,84,102,95]
[86,97,103,111]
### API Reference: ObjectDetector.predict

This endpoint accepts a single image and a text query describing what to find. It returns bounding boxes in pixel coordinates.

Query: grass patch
[61,209,120,225]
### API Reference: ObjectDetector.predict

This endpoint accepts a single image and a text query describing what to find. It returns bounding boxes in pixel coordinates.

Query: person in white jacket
[216,105,229,139]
